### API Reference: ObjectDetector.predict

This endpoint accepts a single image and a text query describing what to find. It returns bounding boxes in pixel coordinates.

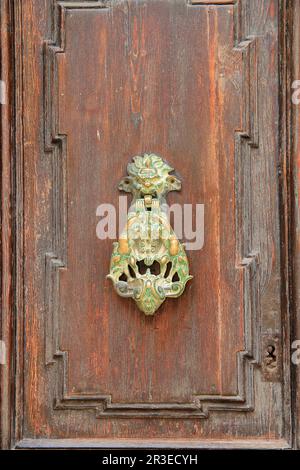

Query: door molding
[44,0,261,420]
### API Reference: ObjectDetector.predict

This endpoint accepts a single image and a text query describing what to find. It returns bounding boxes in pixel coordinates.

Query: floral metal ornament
[107,153,192,316]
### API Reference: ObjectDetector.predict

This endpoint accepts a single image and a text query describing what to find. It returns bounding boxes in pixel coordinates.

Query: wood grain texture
[45,0,255,418]
[294,1,300,450]
[15,437,291,449]
[0,0,14,450]
[287,0,300,450]
[0,0,295,449]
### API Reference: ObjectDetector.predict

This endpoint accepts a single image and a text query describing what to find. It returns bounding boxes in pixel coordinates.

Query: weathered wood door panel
[1,0,296,449]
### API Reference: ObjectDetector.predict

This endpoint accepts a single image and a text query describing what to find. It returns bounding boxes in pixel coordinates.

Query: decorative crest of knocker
[107,153,192,315]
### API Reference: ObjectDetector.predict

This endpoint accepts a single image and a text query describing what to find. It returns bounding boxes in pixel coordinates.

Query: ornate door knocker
[107,153,192,315]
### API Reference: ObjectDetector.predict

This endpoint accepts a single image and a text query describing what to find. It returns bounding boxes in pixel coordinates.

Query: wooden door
[1,0,299,449]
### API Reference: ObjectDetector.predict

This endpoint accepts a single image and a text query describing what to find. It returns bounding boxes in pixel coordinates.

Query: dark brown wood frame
[0,0,299,449]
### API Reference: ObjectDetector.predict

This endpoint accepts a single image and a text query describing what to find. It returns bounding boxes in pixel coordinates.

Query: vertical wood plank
[0,0,14,450]
[290,0,300,451]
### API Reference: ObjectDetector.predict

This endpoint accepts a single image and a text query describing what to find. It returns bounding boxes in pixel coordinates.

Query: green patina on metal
[107,154,192,315]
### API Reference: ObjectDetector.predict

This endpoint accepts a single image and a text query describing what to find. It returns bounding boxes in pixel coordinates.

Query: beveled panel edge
[15,438,291,450]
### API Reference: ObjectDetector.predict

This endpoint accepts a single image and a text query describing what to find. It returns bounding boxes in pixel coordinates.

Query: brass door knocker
[107,153,192,315]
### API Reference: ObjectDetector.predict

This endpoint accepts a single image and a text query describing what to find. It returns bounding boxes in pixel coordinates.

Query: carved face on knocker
[107,154,192,316]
